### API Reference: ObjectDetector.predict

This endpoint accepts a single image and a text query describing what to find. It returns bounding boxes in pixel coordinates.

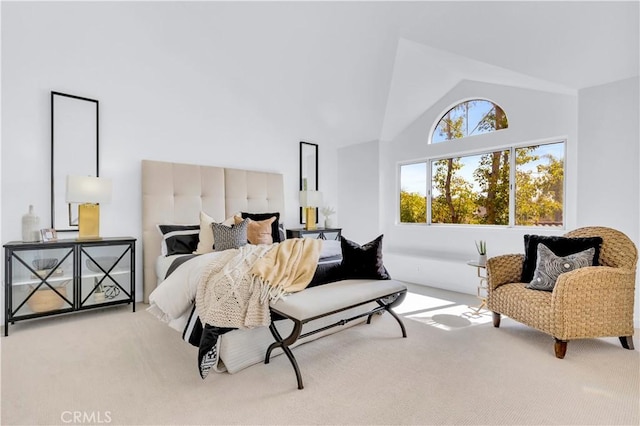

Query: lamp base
[304,207,317,230]
[77,203,101,240]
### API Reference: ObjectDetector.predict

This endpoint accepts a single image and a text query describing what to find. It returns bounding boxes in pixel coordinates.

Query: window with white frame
[432,99,508,143]
[399,100,564,227]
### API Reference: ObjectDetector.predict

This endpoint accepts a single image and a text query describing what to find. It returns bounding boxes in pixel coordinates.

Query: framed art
[40,228,58,242]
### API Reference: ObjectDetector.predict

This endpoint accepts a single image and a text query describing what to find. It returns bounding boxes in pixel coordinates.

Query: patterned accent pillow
[194,211,238,254]
[527,243,595,291]
[521,235,602,282]
[211,219,248,252]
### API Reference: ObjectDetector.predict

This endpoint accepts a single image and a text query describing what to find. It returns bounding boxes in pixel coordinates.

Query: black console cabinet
[3,237,135,336]
[286,227,342,240]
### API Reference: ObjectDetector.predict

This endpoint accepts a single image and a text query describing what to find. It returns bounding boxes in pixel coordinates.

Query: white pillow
[194,211,236,254]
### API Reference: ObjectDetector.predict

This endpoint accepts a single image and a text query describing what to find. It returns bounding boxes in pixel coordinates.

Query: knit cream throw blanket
[196,238,322,329]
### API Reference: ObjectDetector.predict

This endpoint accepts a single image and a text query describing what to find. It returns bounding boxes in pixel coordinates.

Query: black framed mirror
[299,141,318,224]
[51,91,99,232]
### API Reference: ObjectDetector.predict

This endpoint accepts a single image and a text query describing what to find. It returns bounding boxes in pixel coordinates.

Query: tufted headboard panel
[141,160,284,302]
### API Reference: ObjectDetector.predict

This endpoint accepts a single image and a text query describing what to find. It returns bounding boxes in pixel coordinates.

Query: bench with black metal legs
[264,279,408,390]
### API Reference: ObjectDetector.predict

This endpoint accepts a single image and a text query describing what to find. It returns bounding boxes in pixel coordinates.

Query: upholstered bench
[265,278,408,389]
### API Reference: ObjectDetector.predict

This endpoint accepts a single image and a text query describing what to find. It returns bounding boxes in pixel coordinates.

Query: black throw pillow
[157,224,200,256]
[340,235,390,280]
[241,212,281,243]
[521,234,602,282]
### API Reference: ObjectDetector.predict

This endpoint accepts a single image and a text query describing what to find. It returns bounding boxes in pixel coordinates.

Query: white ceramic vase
[324,217,334,229]
[22,205,41,242]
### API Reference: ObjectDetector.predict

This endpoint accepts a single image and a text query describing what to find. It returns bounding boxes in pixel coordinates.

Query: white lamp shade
[66,175,112,204]
[299,190,323,207]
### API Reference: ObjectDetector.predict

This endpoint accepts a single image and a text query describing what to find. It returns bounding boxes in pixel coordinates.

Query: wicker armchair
[487,227,637,358]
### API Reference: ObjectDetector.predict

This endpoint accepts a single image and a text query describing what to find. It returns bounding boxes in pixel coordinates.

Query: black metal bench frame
[264,288,408,389]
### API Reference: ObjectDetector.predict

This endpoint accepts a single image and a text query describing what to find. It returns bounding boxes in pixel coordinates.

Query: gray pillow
[211,219,248,252]
[527,243,595,291]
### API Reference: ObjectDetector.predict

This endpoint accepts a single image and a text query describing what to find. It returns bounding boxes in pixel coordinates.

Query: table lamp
[66,175,112,240]
[300,190,323,230]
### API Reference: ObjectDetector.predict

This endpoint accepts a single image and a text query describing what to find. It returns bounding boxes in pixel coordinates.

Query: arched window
[399,99,565,227]
[432,99,508,143]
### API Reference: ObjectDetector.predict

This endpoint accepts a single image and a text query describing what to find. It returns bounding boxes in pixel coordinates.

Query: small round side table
[466,260,488,313]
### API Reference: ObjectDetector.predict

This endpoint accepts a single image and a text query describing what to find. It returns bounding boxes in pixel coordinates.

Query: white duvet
[148,251,223,323]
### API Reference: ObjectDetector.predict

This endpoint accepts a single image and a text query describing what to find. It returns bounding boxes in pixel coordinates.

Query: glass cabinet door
[9,246,74,317]
[79,244,133,308]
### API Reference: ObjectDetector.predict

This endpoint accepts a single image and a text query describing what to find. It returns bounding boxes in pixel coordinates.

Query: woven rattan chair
[487,226,637,358]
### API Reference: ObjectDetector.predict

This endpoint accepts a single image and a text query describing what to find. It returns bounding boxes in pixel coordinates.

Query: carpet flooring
[1,283,638,425]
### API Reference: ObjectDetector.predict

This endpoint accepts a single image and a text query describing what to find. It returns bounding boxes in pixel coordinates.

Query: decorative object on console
[103,283,121,300]
[321,206,336,228]
[65,175,112,240]
[94,289,105,302]
[300,190,323,231]
[31,257,61,279]
[27,284,68,313]
[22,205,41,242]
[32,258,58,270]
[86,256,124,273]
[93,279,106,302]
[40,228,58,242]
[475,239,487,266]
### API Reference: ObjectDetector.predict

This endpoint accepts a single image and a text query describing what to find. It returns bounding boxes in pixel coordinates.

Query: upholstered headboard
[141,160,285,302]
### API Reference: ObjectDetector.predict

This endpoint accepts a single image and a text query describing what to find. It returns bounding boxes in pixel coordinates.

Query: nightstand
[3,237,136,335]
[287,227,342,240]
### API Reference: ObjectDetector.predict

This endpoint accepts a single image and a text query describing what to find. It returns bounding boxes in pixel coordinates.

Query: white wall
[577,76,640,325]
[336,140,380,244]
[576,77,639,239]
[1,2,341,304]
[377,80,578,294]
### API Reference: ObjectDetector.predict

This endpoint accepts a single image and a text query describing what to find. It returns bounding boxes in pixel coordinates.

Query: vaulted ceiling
[11,1,636,147]
[156,1,636,146]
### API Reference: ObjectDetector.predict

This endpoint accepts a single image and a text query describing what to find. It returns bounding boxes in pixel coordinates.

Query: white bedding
[155,254,188,286]
[149,241,343,323]
[148,241,375,374]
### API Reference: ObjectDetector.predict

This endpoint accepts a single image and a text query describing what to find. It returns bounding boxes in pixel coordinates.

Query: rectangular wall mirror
[51,91,99,232]
[299,141,318,224]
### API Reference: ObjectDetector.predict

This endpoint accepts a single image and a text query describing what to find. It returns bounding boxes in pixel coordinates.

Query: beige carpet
[1,283,638,425]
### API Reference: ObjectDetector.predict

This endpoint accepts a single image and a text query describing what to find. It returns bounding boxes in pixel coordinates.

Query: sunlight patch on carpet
[404,304,493,330]
[394,292,454,315]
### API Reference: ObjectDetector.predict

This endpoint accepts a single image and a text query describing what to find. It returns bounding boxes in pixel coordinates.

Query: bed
[141,160,377,375]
